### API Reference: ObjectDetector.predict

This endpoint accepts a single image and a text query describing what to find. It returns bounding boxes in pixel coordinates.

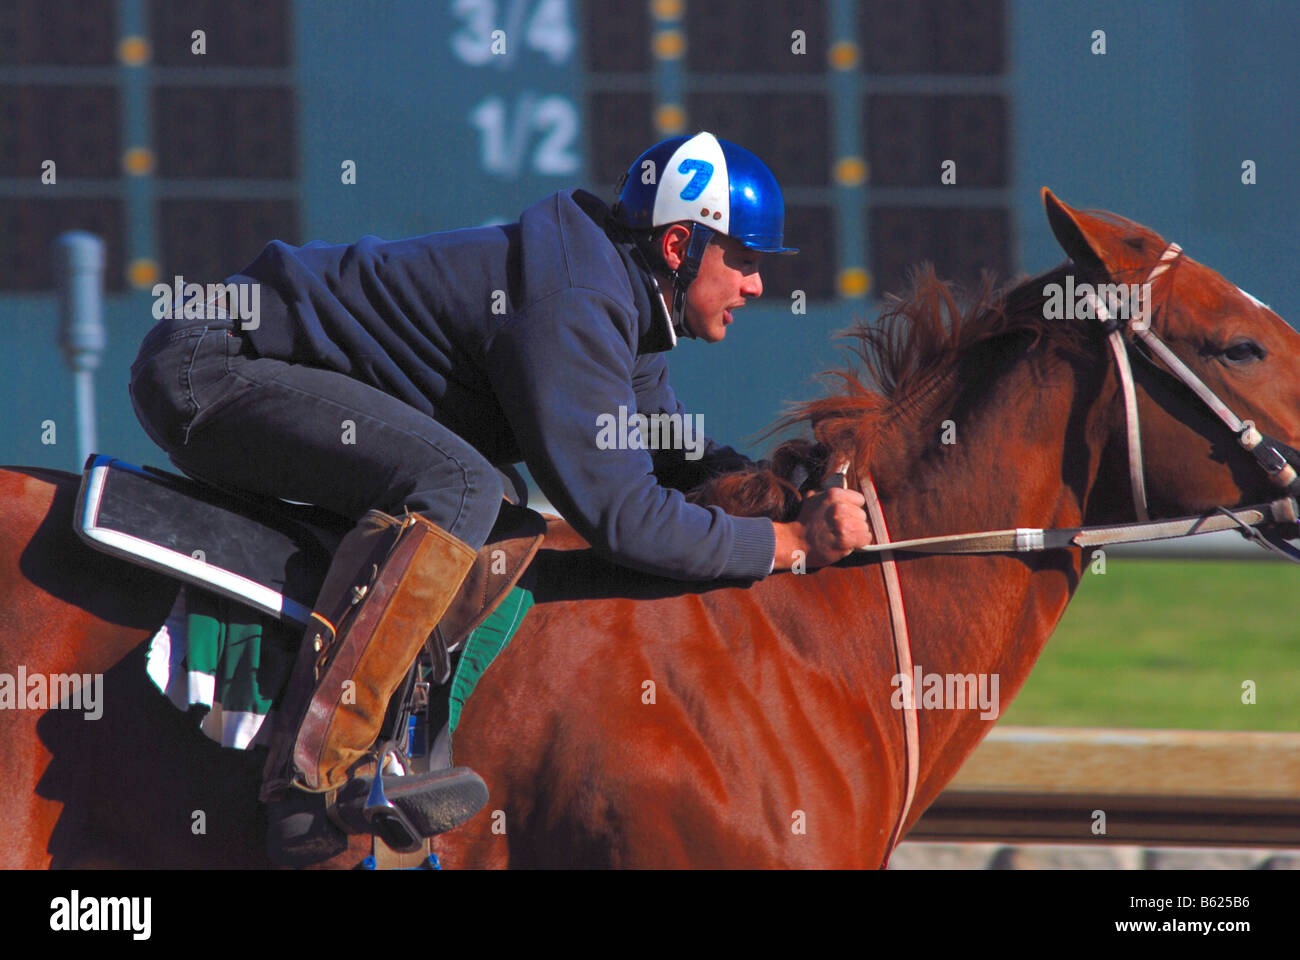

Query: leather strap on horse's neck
[829,463,919,868]
[863,474,920,868]
[1084,243,1184,521]
[1106,327,1150,522]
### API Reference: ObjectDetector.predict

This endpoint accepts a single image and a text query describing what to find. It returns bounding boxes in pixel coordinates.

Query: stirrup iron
[363,743,424,853]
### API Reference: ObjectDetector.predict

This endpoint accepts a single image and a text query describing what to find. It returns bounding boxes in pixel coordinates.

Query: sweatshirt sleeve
[483,287,774,581]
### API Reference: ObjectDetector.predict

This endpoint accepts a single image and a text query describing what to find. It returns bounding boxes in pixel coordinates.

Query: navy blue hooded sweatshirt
[231,189,776,581]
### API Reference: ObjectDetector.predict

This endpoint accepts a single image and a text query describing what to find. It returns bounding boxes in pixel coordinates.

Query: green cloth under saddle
[448,582,534,736]
[146,583,533,752]
[184,592,295,719]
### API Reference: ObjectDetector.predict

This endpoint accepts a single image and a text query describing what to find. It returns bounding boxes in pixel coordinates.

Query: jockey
[128,131,871,865]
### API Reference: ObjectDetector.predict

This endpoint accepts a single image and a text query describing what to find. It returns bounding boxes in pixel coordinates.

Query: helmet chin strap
[669,223,714,339]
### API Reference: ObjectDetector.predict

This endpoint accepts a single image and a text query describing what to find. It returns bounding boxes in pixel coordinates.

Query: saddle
[75,454,548,756]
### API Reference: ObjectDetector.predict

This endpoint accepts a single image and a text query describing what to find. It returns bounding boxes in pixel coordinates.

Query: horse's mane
[690,261,1092,520]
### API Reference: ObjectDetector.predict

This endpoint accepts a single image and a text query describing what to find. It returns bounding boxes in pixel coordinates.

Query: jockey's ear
[658,223,693,272]
[1042,188,1165,283]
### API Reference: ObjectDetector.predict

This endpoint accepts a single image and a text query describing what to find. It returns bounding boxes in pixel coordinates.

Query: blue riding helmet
[612,131,797,338]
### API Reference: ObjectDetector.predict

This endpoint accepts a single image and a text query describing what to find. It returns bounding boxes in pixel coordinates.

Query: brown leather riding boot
[262,510,399,803]
[265,510,478,799]
[262,510,482,865]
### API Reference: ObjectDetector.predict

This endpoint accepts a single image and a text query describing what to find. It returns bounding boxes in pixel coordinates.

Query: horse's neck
[878,344,1112,538]
[865,341,1116,806]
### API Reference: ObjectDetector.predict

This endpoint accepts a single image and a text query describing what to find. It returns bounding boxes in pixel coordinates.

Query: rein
[838,240,1300,867]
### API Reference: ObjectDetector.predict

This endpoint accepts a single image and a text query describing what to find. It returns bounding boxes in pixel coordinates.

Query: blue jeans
[128,318,502,550]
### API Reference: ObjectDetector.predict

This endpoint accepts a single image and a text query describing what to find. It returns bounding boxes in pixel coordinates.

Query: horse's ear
[1041,188,1156,280]
[1042,189,1105,272]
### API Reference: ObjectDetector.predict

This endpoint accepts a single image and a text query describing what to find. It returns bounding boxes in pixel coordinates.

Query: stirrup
[363,744,424,853]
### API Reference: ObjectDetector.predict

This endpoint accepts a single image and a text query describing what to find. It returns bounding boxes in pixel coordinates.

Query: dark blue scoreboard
[0,0,1010,302]
[1,0,1296,470]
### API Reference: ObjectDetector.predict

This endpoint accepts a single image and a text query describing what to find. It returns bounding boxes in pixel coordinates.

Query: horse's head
[1043,189,1300,521]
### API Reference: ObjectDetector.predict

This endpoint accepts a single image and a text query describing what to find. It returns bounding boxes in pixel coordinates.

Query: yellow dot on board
[118,36,150,65]
[829,41,858,70]
[834,157,867,186]
[651,0,684,20]
[123,147,155,176]
[838,268,871,298]
[653,30,685,60]
[128,258,159,289]
[655,104,686,134]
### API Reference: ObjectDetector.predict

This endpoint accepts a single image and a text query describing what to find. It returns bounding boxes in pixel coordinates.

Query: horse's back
[0,467,182,867]
[0,466,177,651]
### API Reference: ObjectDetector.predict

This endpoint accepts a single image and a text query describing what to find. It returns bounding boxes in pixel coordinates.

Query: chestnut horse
[3,191,1298,868]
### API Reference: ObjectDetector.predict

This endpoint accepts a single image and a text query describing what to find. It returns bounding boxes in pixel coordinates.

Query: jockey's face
[659,226,764,342]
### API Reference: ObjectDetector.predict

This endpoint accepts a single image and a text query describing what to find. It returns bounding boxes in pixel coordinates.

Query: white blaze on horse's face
[1237,287,1271,312]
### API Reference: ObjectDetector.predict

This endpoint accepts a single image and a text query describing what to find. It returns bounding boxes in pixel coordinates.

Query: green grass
[1000,558,1300,730]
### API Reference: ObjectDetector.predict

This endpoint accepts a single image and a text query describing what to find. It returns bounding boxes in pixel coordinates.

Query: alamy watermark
[1043,277,1152,330]
[891,664,1000,720]
[50,890,150,940]
[595,405,706,460]
[0,668,102,719]
[152,275,260,330]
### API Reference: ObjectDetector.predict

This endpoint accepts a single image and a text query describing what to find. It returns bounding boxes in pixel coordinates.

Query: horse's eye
[1220,340,1265,365]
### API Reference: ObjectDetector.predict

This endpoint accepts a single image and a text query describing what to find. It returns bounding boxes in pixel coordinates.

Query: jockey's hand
[772,487,873,571]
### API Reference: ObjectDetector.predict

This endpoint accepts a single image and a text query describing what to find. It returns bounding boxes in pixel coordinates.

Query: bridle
[837,240,1300,868]
[1097,242,1300,520]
